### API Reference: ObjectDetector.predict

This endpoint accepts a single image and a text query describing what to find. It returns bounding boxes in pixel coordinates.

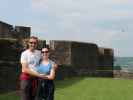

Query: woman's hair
[43,44,50,50]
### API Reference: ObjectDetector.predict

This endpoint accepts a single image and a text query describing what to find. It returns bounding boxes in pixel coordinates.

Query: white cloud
[31,0,133,56]
[31,0,48,12]
[105,0,133,4]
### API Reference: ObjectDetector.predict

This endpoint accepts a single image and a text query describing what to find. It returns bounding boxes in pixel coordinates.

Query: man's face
[28,38,38,50]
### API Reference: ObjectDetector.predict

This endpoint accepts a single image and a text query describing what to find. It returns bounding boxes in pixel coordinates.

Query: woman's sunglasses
[41,51,49,53]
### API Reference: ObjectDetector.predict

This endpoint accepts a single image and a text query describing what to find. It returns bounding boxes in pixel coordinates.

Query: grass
[1,77,133,100]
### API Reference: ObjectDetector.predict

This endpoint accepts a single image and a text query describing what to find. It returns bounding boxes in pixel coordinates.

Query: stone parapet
[113,70,133,79]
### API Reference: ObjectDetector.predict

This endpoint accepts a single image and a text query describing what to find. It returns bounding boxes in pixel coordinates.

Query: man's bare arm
[21,63,42,77]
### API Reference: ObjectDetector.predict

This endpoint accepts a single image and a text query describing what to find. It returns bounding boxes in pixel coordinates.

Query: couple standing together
[20,36,57,100]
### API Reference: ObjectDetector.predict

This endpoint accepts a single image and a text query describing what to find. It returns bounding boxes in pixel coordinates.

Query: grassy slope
[1,77,133,100]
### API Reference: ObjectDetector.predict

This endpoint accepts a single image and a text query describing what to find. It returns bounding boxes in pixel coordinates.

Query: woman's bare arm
[41,63,58,80]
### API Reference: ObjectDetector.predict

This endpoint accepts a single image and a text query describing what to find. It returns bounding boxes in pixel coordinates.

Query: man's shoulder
[21,49,41,56]
[35,50,41,54]
[21,50,29,55]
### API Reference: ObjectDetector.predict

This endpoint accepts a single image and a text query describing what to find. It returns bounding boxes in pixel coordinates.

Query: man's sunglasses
[29,42,37,44]
[41,51,49,53]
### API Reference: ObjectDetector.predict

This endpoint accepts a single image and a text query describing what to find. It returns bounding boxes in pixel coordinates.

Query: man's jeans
[20,78,37,100]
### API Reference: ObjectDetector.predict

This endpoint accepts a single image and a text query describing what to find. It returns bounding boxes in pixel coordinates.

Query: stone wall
[97,47,114,70]
[49,40,114,78]
[0,20,31,39]
[113,70,133,79]
[0,21,13,38]
[56,65,113,80]
[49,40,72,65]
[71,42,98,70]
[49,40,99,69]
[0,62,20,93]
[0,39,21,61]
[0,39,21,93]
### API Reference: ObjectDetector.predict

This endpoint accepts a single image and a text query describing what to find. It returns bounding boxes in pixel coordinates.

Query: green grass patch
[1,77,133,100]
[0,91,20,100]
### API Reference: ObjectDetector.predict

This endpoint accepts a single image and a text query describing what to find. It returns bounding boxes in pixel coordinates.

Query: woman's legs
[46,80,55,100]
[35,79,55,100]
[35,79,46,100]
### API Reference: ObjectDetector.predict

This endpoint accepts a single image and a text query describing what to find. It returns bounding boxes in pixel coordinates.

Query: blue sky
[0,0,133,57]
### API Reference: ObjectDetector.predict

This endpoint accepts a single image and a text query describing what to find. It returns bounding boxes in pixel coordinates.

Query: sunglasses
[41,51,49,53]
[29,42,37,44]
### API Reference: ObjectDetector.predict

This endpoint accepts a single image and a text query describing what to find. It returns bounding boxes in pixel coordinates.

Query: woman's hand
[53,63,58,70]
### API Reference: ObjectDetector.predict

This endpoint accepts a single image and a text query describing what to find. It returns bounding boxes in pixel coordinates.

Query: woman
[35,46,58,100]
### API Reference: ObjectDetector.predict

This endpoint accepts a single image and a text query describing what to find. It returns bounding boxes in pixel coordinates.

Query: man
[20,36,42,100]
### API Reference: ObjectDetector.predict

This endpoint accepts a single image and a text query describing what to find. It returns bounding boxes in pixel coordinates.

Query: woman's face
[41,48,49,59]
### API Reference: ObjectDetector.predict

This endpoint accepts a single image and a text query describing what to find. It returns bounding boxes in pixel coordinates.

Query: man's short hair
[29,36,38,40]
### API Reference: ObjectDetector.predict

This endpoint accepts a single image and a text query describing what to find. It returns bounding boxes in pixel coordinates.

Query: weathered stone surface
[50,40,113,69]
[0,62,20,93]
[113,70,133,79]
[71,42,98,70]
[0,21,31,38]
[97,47,114,70]
[49,40,72,65]
[49,40,114,78]
[0,21,13,38]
